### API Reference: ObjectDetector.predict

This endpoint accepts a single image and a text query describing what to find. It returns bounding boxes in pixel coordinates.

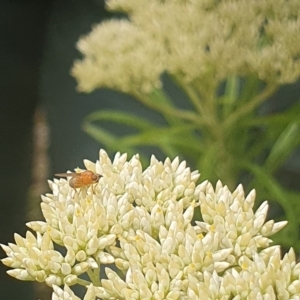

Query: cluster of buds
[1,150,299,299]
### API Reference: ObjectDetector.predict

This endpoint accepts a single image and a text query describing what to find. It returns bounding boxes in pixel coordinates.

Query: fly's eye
[92,174,98,181]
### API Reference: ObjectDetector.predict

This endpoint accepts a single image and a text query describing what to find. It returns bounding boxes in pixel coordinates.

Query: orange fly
[55,170,102,190]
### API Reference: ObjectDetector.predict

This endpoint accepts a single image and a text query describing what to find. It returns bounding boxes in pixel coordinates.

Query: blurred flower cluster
[2,150,299,300]
[72,0,300,95]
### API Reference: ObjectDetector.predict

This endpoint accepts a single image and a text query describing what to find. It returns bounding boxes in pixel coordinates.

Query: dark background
[0,1,158,298]
[0,1,300,299]
[0,1,113,298]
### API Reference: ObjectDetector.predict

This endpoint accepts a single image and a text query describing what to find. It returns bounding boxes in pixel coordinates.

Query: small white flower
[195,182,287,263]
[52,285,80,300]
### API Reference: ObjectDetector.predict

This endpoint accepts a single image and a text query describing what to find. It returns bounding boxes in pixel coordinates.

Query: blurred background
[1,1,114,298]
[1,0,300,299]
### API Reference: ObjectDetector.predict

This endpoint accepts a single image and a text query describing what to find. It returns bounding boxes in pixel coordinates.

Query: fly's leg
[92,182,99,194]
[71,188,80,199]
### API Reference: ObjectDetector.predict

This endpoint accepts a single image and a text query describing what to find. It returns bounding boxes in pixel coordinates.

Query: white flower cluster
[1,149,299,300]
[72,0,300,94]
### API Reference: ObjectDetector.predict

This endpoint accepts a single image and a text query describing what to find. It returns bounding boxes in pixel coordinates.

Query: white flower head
[73,0,300,94]
[1,149,298,299]
[72,20,165,95]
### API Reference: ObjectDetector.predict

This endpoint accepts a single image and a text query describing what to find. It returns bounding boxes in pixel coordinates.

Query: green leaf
[222,76,240,117]
[196,143,219,182]
[83,121,134,153]
[243,102,300,128]
[119,124,196,145]
[83,109,204,160]
[264,121,300,173]
[84,110,156,131]
[239,75,261,103]
[146,88,179,125]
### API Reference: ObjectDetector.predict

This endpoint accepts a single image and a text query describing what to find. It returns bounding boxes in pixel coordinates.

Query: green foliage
[82,76,300,251]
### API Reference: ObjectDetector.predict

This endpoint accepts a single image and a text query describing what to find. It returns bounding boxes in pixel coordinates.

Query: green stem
[171,77,232,185]
[185,82,237,188]
[224,84,277,129]
[132,90,207,126]
[148,89,178,125]
[136,82,237,188]
[172,75,222,132]
[87,268,101,286]
[76,277,92,287]
[171,75,205,115]
[211,134,237,189]
[222,76,240,118]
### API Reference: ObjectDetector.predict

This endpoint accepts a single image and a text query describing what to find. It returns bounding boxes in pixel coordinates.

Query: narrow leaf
[264,122,300,173]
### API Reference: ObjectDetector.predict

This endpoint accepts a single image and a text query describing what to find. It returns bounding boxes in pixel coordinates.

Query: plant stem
[184,81,238,188]
[171,75,205,115]
[76,277,92,287]
[87,268,101,286]
[224,84,277,129]
[132,90,207,126]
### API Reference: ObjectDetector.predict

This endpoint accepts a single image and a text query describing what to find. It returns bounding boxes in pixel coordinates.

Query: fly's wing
[55,172,80,177]
[55,172,83,188]
[69,176,85,188]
